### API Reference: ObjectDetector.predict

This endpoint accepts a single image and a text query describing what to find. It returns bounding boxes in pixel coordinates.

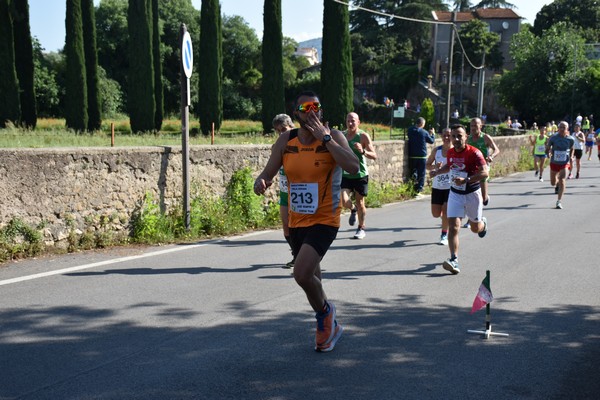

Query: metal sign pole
[180,23,193,231]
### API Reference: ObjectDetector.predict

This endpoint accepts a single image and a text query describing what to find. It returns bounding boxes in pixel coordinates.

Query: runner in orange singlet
[254,91,358,352]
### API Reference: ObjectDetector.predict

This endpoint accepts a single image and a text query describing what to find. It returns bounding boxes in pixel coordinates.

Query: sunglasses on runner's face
[296,101,321,113]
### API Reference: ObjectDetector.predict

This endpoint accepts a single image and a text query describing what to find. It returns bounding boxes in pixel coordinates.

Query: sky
[29,0,553,53]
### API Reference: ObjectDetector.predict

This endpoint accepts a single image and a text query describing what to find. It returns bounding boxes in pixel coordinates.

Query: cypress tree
[198,0,223,135]
[0,0,21,128]
[12,0,36,129]
[65,0,88,131]
[128,0,155,133]
[152,0,163,131]
[81,0,101,131]
[321,0,353,129]
[261,0,284,133]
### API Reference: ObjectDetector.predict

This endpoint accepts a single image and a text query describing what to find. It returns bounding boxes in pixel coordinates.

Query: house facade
[430,8,522,83]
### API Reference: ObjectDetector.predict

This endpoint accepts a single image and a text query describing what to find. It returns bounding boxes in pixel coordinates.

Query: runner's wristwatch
[322,134,332,145]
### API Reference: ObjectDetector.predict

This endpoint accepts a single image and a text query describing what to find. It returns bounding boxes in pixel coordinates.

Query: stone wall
[0,136,529,247]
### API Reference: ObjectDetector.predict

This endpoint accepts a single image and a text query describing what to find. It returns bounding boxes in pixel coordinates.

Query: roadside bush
[130,192,178,243]
[0,218,44,262]
[130,167,280,244]
[225,167,268,230]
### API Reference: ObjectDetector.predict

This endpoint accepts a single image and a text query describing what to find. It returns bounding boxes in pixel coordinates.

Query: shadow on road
[1,296,597,399]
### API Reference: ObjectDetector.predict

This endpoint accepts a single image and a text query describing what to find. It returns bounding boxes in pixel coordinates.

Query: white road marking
[0,230,273,286]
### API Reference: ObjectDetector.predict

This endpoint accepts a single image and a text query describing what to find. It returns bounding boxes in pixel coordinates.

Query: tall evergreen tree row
[63,0,102,132]
[198,0,223,135]
[12,0,36,128]
[151,0,163,132]
[321,0,353,129]
[81,0,101,131]
[126,0,162,133]
[261,0,284,133]
[128,0,155,133]
[65,0,88,131]
[0,0,21,128]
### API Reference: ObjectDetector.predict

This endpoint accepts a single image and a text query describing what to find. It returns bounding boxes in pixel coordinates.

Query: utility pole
[445,11,456,129]
[477,52,486,117]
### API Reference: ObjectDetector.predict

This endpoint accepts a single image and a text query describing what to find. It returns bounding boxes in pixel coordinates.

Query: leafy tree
[222,15,261,86]
[261,0,284,133]
[456,18,502,83]
[223,78,258,120]
[349,0,447,106]
[221,15,261,120]
[97,65,124,117]
[321,0,353,129]
[96,0,129,107]
[286,70,321,105]
[65,0,88,131]
[82,0,102,131]
[496,23,588,122]
[420,97,435,127]
[156,0,200,116]
[128,0,155,133]
[12,0,36,128]
[0,0,20,128]
[282,37,310,87]
[573,61,600,118]
[532,0,600,42]
[32,39,61,118]
[452,0,472,11]
[351,0,446,63]
[151,0,162,130]
[390,1,439,63]
[198,0,223,135]
[472,0,515,8]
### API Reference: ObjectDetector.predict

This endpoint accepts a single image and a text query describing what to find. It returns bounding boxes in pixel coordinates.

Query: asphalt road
[1,160,599,400]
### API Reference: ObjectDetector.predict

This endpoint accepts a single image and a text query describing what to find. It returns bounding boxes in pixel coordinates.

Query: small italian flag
[470,274,493,314]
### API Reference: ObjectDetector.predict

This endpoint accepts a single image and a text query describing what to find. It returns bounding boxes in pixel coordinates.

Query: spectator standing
[407,117,435,193]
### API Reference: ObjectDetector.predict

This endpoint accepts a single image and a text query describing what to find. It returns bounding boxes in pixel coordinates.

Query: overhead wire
[331,0,485,69]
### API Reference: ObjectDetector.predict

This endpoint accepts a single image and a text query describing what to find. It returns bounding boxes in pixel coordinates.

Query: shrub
[225,167,265,230]
[0,218,44,262]
[130,192,175,243]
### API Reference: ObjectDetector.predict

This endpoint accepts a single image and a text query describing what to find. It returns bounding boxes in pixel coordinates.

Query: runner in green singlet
[341,112,377,240]
[529,125,548,182]
[467,117,499,206]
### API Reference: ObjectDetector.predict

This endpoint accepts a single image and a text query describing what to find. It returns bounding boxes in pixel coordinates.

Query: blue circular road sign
[182,31,193,79]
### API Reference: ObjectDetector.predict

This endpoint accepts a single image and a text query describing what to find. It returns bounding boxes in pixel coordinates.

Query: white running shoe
[439,234,448,246]
[353,228,366,239]
[442,258,460,274]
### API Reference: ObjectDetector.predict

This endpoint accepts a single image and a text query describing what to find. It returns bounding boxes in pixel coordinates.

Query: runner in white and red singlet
[430,124,489,274]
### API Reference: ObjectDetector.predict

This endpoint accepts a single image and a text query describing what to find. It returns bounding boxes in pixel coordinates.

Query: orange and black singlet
[283,129,343,228]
